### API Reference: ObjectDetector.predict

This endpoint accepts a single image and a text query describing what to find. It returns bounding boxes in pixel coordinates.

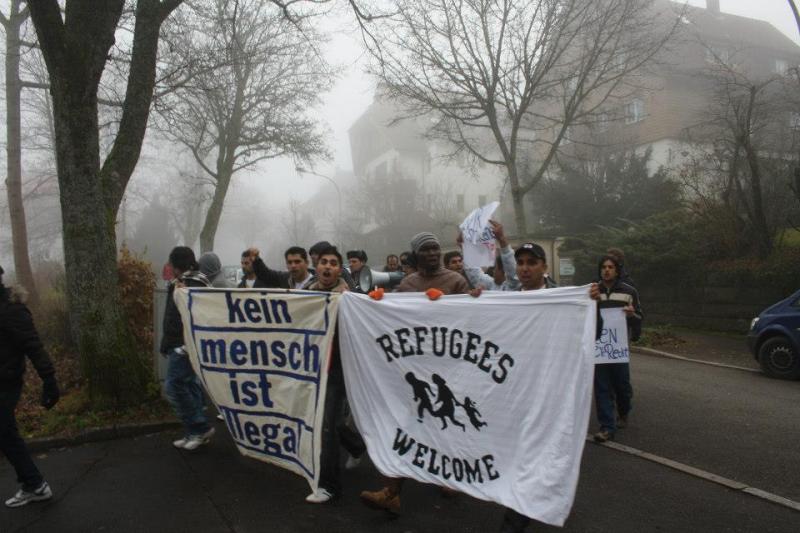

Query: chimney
[707,0,720,15]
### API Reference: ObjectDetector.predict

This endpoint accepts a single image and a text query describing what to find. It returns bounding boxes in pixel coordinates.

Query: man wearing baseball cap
[513,242,558,291]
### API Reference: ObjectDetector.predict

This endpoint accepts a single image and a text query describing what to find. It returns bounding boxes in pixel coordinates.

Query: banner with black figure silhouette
[338,287,597,527]
[174,288,339,491]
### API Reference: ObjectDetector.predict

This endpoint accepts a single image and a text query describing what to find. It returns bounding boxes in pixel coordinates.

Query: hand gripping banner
[174,288,340,490]
[338,286,596,526]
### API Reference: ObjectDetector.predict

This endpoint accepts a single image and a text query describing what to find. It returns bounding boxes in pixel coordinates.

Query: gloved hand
[41,376,60,410]
[425,288,444,300]
[368,287,385,300]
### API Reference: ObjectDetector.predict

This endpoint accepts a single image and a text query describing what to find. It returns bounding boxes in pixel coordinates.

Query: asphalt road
[1,353,799,533]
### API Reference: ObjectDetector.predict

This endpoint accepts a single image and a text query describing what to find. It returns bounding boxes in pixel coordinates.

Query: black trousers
[0,384,44,491]
[318,356,366,495]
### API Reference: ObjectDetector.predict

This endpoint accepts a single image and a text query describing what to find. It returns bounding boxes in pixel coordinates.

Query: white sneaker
[173,436,191,449]
[216,414,224,421]
[345,454,363,470]
[305,488,334,504]
[181,427,216,451]
[5,482,53,508]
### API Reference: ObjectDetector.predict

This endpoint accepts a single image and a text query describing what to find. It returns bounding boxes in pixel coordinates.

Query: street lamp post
[295,166,343,242]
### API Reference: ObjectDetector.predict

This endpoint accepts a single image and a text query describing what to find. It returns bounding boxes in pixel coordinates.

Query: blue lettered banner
[595,308,630,364]
[174,288,339,490]
[338,286,597,526]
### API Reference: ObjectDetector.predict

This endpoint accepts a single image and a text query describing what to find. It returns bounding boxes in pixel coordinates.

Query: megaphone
[358,267,404,291]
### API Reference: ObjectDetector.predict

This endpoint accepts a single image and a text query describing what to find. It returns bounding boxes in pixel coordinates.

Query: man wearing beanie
[198,252,233,288]
[395,232,469,294]
[360,231,468,513]
[0,265,60,507]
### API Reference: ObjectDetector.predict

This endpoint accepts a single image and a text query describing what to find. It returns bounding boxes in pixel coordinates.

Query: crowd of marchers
[0,220,641,533]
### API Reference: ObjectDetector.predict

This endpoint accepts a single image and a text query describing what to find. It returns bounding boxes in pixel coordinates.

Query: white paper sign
[174,288,340,490]
[459,201,499,268]
[338,287,597,526]
[594,307,630,364]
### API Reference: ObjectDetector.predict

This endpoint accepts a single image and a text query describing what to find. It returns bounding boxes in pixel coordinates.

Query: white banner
[459,201,499,268]
[338,286,597,526]
[595,308,630,364]
[174,288,340,490]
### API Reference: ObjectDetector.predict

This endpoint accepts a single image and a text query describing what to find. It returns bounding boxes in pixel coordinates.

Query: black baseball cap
[514,243,546,261]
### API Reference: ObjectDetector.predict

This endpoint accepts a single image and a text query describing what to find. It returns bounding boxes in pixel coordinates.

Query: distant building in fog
[559,0,800,174]
[347,89,504,258]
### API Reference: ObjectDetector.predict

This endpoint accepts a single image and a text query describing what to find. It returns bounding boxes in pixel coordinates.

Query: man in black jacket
[161,247,214,451]
[0,265,60,507]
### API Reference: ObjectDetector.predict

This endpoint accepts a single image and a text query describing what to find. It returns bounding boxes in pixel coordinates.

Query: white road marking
[588,437,800,513]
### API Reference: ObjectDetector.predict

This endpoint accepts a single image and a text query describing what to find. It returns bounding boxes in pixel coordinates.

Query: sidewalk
[637,327,757,370]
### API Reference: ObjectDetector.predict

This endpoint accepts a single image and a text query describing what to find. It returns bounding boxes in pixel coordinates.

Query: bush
[118,246,156,356]
[560,209,800,295]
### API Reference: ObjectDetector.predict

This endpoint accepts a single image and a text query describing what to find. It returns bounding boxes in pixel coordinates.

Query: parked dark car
[748,289,800,380]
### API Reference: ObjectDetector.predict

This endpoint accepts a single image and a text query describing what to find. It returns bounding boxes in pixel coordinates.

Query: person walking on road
[161,247,215,451]
[0,264,60,508]
[593,255,642,443]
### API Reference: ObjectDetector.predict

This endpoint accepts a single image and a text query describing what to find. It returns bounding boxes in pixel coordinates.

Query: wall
[638,285,790,332]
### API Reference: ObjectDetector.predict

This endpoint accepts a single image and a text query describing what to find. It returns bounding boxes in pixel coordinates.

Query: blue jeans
[0,385,43,491]
[164,349,210,436]
[594,362,633,433]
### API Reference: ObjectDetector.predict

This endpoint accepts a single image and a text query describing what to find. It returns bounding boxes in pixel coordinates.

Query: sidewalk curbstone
[27,420,182,453]
[632,346,759,373]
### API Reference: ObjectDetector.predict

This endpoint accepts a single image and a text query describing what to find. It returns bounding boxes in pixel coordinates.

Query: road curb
[589,437,800,513]
[27,420,181,453]
[632,346,759,373]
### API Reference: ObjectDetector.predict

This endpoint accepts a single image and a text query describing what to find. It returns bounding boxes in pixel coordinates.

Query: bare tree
[681,49,799,258]
[362,0,680,234]
[27,0,184,406]
[1,0,39,303]
[155,0,333,252]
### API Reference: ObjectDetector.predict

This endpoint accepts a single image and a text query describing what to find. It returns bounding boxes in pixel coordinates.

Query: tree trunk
[3,1,39,305]
[511,188,528,237]
[743,142,772,258]
[199,169,233,253]
[52,91,150,405]
[507,163,528,236]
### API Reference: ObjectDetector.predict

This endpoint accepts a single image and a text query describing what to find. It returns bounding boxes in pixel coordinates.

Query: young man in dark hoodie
[0,265,60,507]
[161,247,214,451]
[593,254,642,443]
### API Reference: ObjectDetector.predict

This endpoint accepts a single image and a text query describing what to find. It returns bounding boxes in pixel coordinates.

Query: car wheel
[758,336,800,380]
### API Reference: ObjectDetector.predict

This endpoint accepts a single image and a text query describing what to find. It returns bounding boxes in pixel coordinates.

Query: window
[596,112,610,132]
[457,194,465,212]
[611,52,627,71]
[478,195,487,207]
[625,99,644,124]
[560,125,574,144]
[775,58,789,75]
[566,76,579,94]
[705,46,730,65]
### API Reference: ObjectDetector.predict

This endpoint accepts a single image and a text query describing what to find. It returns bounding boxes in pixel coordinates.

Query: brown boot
[359,486,401,514]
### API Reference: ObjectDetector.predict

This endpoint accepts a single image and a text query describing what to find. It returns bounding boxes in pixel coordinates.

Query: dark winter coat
[160,271,210,354]
[0,285,55,387]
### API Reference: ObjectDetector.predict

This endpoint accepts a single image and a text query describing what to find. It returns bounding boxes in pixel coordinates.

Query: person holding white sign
[592,255,642,444]
[462,220,520,292]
